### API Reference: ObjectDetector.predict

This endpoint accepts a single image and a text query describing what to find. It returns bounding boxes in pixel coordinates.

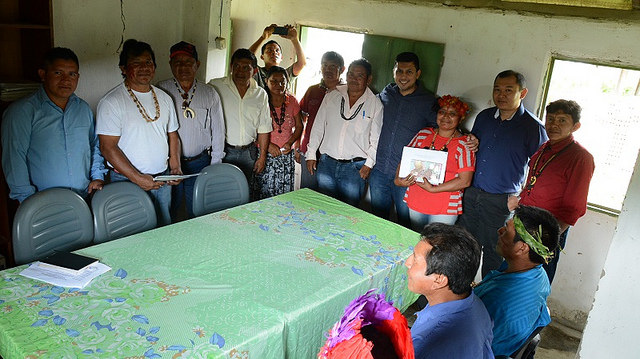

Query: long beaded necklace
[428,128,457,152]
[525,141,575,193]
[125,82,160,122]
[270,96,287,133]
[340,97,364,121]
[173,79,196,119]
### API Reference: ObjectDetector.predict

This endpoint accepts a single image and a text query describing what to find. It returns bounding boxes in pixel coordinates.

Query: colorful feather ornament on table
[318,289,414,359]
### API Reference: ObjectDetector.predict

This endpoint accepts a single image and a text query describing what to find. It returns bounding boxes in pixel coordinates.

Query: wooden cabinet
[0,0,53,83]
[0,0,53,267]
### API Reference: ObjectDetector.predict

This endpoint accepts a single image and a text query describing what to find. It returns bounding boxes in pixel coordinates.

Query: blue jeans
[223,144,258,199]
[316,153,365,207]
[368,168,410,227]
[408,209,458,232]
[109,170,172,226]
[171,152,211,220]
[543,227,569,284]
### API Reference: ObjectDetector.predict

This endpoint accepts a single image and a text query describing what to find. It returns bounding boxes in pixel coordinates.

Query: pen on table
[363,110,366,119]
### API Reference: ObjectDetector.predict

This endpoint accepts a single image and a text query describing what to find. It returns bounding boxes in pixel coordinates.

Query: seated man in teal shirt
[474,205,560,357]
[2,47,106,202]
[406,223,494,359]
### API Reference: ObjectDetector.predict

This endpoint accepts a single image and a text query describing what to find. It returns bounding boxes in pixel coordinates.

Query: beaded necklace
[270,96,287,133]
[526,141,575,193]
[125,82,160,122]
[340,97,364,121]
[428,128,457,152]
[173,79,196,119]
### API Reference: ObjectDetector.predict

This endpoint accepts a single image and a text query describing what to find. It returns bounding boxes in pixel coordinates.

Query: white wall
[579,151,640,358]
[230,0,640,330]
[52,0,231,110]
[549,210,617,329]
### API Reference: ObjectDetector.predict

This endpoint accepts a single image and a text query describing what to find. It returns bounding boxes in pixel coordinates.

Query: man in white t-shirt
[97,39,181,226]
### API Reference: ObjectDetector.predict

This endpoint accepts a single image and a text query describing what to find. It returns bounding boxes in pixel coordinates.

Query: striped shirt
[474,263,551,356]
[403,128,475,215]
[157,79,226,163]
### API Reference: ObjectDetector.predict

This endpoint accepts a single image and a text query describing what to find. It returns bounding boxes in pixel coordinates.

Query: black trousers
[456,186,512,277]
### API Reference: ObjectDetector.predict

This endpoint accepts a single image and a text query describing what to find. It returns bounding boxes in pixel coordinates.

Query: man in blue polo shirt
[2,47,106,203]
[406,223,494,359]
[457,70,547,276]
[474,205,559,357]
[369,52,437,227]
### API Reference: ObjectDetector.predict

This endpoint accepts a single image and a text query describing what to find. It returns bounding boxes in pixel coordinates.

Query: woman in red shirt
[254,66,303,199]
[394,95,475,231]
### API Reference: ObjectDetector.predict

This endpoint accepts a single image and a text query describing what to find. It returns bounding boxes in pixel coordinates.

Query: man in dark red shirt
[515,99,595,283]
[298,51,345,189]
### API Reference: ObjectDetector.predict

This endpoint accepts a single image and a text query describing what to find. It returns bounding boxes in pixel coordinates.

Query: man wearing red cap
[157,41,225,220]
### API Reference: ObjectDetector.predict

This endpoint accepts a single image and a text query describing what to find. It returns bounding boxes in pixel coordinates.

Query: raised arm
[282,25,306,76]
[249,24,277,55]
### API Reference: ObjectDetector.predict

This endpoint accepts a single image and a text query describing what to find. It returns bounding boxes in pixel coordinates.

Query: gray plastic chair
[192,163,249,216]
[91,181,156,243]
[13,188,94,265]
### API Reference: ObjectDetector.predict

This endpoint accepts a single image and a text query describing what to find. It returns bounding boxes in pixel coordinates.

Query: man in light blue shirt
[474,205,560,357]
[405,223,494,359]
[2,47,106,202]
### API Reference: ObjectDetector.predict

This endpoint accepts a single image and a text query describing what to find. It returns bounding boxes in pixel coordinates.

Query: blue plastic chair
[192,163,249,216]
[91,181,157,243]
[13,188,93,264]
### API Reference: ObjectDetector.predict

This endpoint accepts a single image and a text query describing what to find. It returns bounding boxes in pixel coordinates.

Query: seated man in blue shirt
[405,223,494,359]
[2,47,106,202]
[474,205,560,357]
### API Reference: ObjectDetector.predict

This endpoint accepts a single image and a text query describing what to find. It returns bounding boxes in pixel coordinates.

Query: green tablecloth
[0,189,419,358]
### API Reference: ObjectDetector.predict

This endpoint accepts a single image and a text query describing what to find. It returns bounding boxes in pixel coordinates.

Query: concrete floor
[536,321,580,359]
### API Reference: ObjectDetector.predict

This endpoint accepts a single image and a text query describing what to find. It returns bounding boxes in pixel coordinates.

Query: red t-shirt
[404,128,475,215]
[519,135,594,225]
[299,84,328,154]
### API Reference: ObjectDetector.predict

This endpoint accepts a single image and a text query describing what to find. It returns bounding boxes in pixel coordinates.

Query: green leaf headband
[513,215,554,264]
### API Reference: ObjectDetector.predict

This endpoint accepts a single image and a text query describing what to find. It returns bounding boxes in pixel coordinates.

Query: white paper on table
[19,262,112,288]
[398,146,448,184]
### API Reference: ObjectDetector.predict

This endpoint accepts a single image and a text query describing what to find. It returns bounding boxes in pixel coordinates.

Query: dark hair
[231,48,258,68]
[420,223,480,295]
[42,47,79,69]
[118,39,156,78]
[546,99,582,124]
[395,52,420,71]
[513,206,560,264]
[265,66,288,81]
[265,66,289,99]
[495,70,526,90]
[349,58,372,77]
[261,40,281,54]
[321,51,344,68]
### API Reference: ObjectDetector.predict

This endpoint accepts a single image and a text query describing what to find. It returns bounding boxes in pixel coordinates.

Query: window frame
[539,55,640,217]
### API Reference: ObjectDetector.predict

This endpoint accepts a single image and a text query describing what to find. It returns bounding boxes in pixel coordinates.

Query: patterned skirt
[253,151,295,200]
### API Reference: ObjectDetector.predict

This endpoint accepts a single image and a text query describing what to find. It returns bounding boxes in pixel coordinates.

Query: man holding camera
[248,23,307,88]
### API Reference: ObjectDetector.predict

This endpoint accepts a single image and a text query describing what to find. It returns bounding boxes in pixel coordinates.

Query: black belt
[225,142,255,150]
[182,148,211,162]
[329,156,366,163]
